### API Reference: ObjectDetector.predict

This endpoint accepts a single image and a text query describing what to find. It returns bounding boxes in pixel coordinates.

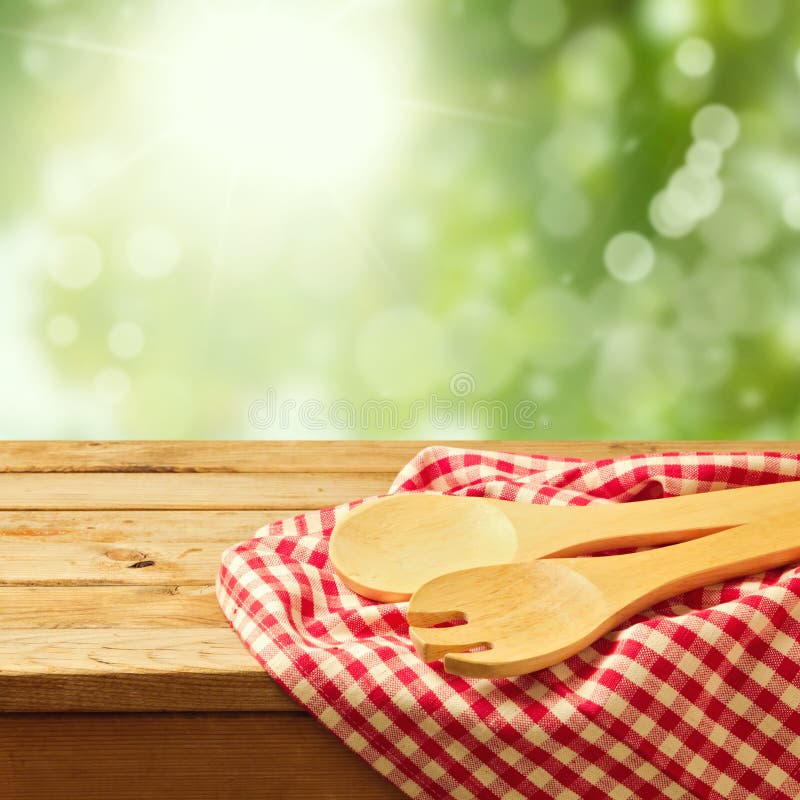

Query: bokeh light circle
[637,0,700,41]
[674,38,714,77]
[691,104,740,149]
[667,168,723,221]
[558,27,632,105]
[603,232,655,283]
[686,140,722,175]
[649,191,694,238]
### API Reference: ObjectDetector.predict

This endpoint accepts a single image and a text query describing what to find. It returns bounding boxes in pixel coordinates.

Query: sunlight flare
[165,6,403,189]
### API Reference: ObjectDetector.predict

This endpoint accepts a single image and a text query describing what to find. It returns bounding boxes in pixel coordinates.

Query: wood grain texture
[0,628,299,712]
[5,441,794,715]
[1,440,791,472]
[0,672,297,713]
[0,510,292,585]
[0,508,303,710]
[0,440,440,472]
[0,471,395,510]
[0,712,404,799]
[0,508,283,542]
[0,585,226,627]
[1,627,262,675]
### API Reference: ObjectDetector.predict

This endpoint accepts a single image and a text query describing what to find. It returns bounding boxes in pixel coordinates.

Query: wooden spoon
[330,482,800,601]
[408,512,800,678]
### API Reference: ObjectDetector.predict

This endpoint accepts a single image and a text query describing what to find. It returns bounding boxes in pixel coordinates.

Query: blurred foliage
[2,0,800,439]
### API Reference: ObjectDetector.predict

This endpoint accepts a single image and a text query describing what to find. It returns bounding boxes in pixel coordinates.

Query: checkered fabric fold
[216,447,800,800]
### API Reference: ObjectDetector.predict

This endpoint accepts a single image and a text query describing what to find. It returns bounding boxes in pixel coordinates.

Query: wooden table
[2,440,791,799]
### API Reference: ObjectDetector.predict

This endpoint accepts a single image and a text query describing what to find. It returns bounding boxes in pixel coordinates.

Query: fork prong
[406,607,465,628]
[442,648,504,678]
[409,624,490,662]
[443,641,570,679]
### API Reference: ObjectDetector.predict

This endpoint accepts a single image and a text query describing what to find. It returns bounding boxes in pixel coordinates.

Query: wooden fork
[408,512,800,678]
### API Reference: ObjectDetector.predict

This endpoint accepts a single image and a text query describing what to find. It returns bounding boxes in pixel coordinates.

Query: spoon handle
[508,480,800,559]
[603,512,800,610]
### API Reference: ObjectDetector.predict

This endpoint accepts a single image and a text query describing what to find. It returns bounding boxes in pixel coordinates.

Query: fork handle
[603,512,800,609]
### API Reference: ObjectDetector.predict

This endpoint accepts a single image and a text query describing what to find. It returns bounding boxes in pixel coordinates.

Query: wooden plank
[0,672,295,712]
[0,627,259,675]
[0,510,291,585]
[1,440,791,473]
[0,508,280,542]
[0,472,395,510]
[0,440,426,473]
[0,586,226,627]
[0,712,405,799]
[0,628,296,712]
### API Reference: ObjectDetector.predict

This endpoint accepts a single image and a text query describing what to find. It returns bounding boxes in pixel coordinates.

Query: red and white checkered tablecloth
[216,447,800,800]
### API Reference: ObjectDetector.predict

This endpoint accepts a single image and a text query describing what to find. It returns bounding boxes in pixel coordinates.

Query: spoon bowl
[330,494,518,602]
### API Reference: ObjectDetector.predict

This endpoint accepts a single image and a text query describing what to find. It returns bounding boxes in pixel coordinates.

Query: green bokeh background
[2,0,799,439]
